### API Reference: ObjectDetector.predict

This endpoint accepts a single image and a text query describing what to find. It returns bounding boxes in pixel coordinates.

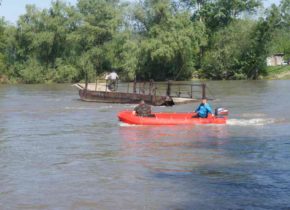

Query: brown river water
[0,81,290,210]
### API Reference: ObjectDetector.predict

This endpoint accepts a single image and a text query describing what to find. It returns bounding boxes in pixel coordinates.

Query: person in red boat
[133,100,154,117]
[193,97,214,118]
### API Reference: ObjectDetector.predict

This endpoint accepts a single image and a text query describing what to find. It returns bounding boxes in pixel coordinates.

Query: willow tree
[67,0,123,81]
[201,20,256,79]
[0,18,6,75]
[269,0,290,60]
[131,0,206,80]
[14,1,80,83]
[239,4,283,79]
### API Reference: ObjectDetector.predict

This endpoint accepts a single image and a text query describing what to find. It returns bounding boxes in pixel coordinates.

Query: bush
[19,59,45,84]
[54,64,78,83]
[200,20,255,80]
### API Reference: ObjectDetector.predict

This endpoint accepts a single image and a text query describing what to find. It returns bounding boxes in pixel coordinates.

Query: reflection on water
[0,82,290,209]
[119,125,229,174]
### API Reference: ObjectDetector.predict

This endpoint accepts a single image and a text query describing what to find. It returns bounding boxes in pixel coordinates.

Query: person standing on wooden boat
[106,71,119,91]
[193,97,214,118]
[133,100,154,117]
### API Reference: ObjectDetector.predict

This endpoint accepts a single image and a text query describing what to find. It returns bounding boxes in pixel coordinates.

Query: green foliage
[0,0,289,83]
[19,59,45,83]
[132,0,207,80]
[0,18,7,75]
[268,0,290,60]
[187,0,261,32]
[105,31,140,81]
[270,29,290,60]
[280,0,290,27]
[239,4,284,79]
[265,65,290,80]
[199,0,287,80]
[201,20,255,79]
[54,59,79,83]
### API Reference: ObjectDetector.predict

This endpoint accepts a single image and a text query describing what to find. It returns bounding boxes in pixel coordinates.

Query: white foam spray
[227,118,277,126]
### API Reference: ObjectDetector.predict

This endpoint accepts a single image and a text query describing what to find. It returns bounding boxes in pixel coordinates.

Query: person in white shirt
[108,71,119,80]
[106,71,119,91]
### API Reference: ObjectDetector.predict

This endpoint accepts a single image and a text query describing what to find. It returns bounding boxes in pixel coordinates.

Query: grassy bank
[1,66,290,84]
[265,66,290,80]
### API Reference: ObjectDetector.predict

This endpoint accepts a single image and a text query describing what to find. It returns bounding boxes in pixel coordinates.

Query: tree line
[0,0,289,83]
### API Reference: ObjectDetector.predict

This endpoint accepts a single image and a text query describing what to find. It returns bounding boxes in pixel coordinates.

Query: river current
[0,81,290,210]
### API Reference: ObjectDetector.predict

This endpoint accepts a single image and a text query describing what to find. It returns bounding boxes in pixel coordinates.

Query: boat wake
[227,118,280,126]
[119,122,140,127]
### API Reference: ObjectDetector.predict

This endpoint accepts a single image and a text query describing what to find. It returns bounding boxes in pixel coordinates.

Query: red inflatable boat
[118,111,227,125]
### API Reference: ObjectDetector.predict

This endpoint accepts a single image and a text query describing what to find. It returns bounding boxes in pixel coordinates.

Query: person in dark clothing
[133,100,154,117]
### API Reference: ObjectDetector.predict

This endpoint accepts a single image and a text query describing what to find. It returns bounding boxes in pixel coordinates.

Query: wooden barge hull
[74,82,204,106]
[79,89,172,106]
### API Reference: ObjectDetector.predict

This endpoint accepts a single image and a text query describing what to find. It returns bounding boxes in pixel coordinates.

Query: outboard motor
[215,107,229,117]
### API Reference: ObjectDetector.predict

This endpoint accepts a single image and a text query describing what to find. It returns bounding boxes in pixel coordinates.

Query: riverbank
[1,66,290,85]
[264,66,290,80]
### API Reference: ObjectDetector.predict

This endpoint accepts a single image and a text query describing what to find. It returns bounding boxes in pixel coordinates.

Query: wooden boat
[74,83,173,106]
[118,111,227,125]
[73,81,207,106]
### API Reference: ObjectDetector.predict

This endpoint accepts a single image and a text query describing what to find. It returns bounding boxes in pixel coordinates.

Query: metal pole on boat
[166,80,171,96]
[94,67,98,91]
[202,83,206,99]
[191,85,193,98]
[149,79,153,95]
[85,68,88,90]
[142,82,146,94]
[138,82,141,94]
[133,78,137,93]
